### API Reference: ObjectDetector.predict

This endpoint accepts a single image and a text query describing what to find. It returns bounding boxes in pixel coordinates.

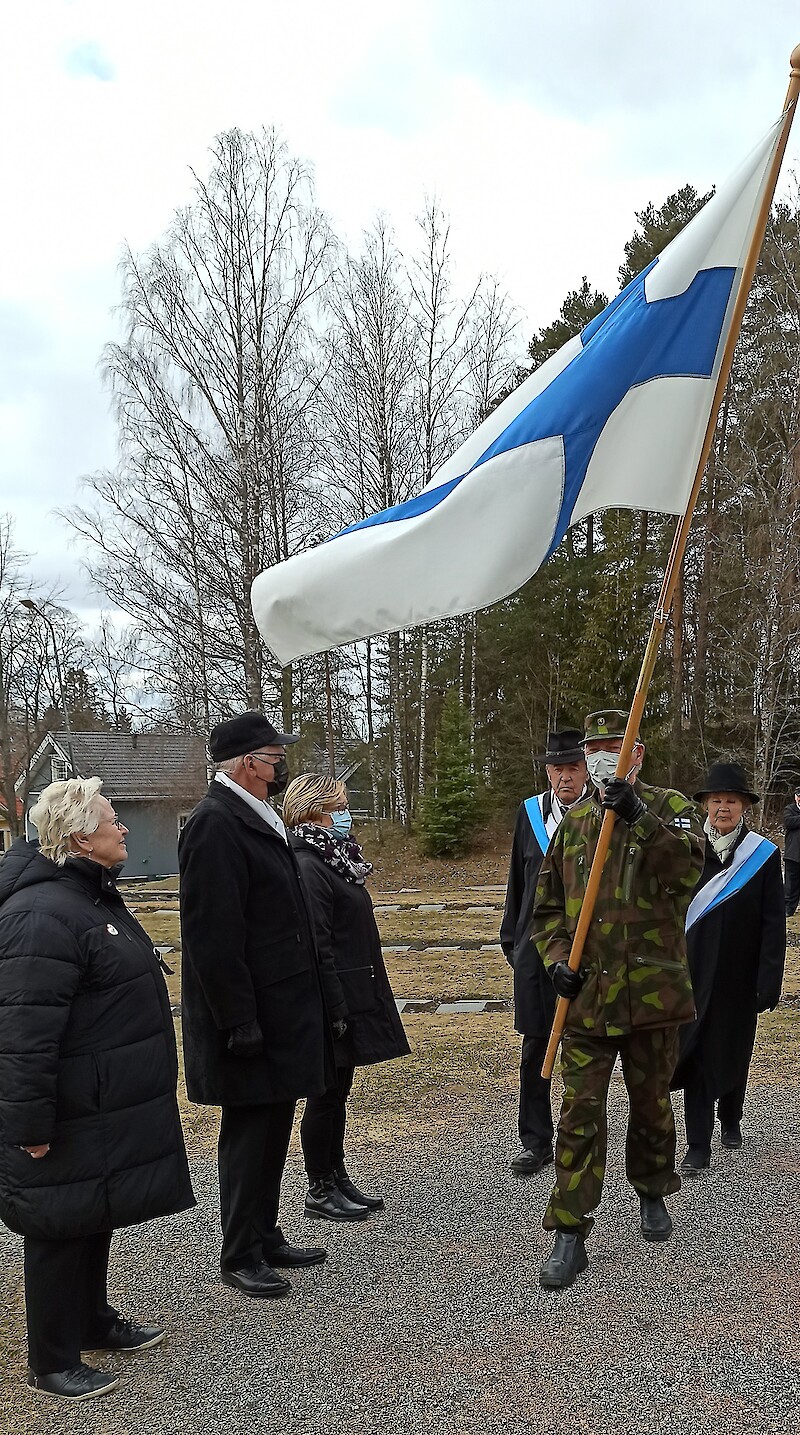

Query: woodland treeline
[2,127,799,831]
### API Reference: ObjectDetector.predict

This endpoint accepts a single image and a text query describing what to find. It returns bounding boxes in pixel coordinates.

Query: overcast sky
[1,1,798,620]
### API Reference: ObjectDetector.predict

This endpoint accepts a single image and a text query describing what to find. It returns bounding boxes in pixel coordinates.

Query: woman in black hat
[672,762,785,1175]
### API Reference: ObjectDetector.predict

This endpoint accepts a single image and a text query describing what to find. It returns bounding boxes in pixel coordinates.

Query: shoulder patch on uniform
[670,816,693,829]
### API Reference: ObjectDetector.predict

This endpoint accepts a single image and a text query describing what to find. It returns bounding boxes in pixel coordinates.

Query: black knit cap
[208,711,299,762]
[693,761,759,804]
[535,729,585,765]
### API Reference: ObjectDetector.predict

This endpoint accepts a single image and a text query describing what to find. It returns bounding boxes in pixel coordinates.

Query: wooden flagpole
[542,44,800,1081]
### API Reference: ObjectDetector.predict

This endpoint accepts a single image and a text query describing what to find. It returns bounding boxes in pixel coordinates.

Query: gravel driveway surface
[2,1077,798,1435]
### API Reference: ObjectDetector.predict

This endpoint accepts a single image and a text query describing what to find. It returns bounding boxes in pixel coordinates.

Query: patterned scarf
[292,823,374,884]
[704,815,744,865]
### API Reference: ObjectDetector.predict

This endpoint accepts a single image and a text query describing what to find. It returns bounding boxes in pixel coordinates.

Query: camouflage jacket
[532,781,704,1036]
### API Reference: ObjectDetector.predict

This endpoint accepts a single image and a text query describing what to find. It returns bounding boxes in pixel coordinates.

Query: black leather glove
[601,778,646,826]
[332,1019,348,1040]
[550,960,585,998]
[757,993,778,1013]
[227,1019,265,1057]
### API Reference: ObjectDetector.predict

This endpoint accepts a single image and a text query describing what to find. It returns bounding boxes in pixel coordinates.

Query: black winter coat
[179,782,333,1106]
[0,844,194,1241]
[784,802,800,864]
[500,796,557,1038]
[290,836,410,1067]
[672,830,786,1097]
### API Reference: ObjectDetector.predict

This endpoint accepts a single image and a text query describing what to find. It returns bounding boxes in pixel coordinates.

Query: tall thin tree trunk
[418,627,428,797]
[388,630,408,825]
[323,651,336,776]
[669,568,684,786]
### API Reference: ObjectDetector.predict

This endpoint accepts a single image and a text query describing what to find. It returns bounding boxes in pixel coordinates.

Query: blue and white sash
[524,793,553,855]
[685,830,776,932]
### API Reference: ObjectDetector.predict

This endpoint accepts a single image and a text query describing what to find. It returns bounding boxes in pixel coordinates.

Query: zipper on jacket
[634,955,685,972]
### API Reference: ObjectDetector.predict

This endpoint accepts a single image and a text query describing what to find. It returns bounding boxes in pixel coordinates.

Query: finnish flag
[252,121,782,667]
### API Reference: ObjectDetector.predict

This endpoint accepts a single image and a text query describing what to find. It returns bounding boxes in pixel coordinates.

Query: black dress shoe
[333,1163,385,1211]
[680,1145,711,1176]
[305,1176,369,1222]
[84,1318,165,1352]
[539,1233,588,1290]
[510,1147,554,1175]
[721,1123,742,1149]
[27,1364,120,1401]
[640,1194,673,1241]
[266,1240,327,1267]
[220,1261,291,1297]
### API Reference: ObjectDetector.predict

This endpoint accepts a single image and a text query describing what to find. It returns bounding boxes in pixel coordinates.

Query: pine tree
[418,691,478,856]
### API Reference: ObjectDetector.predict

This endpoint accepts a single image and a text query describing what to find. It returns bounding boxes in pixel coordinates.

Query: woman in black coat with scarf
[672,763,785,1176]
[0,779,194,1402]
[283,775,410,1221]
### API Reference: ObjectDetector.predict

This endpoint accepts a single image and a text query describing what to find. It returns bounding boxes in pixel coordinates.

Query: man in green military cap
[532,708,704,1289]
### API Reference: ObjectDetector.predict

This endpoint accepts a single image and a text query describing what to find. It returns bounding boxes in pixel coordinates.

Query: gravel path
[2,1078,799,1435]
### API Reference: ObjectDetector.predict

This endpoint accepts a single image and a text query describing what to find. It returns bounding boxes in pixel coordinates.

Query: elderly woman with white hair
[283,774,410,1222]
[0,779,194,1402]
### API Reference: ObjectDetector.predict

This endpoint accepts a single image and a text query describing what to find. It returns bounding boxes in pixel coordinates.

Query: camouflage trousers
[543,1026,681,1237]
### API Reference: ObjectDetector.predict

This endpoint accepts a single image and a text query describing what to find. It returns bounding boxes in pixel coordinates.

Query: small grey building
[18,731,208,879]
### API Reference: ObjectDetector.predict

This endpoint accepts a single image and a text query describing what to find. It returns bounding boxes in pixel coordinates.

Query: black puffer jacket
[0,843,195,1241]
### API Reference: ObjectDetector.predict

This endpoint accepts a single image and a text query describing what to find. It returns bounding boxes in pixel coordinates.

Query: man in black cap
[501,729,588,1175]
[783,786,800,918]
[179,712,334,1297]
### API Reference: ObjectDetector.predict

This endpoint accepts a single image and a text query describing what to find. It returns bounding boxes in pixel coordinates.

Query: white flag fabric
[252,121,782,666]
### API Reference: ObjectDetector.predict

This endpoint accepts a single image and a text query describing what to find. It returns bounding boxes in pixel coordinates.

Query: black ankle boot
[333,1164,385,1211]
[539,1233,588,1290]
[305,1177,369,1222]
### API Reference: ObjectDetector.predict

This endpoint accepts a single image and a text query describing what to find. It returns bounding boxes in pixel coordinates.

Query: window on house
[50,757,69,782]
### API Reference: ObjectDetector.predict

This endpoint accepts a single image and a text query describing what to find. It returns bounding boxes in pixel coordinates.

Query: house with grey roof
[17,731,208,878]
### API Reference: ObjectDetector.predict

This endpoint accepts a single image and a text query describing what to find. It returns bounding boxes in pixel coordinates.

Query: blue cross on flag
[252,120,783,666]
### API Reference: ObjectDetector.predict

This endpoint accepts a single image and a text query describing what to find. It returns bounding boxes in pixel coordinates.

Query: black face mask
[267,758,289,797]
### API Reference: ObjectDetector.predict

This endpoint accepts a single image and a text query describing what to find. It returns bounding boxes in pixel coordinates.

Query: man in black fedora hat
[179,712,334,1297]
[501,729,588,1175]
[783,785,800,918]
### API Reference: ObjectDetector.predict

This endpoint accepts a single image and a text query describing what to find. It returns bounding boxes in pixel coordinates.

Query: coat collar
[61,856,123,898]
[204,779,287,842]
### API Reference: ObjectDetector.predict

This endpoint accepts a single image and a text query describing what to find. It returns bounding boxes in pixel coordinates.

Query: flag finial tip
[791,43,800,74]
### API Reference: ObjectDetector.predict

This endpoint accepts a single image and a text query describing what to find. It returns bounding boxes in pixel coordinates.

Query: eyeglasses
[248,753,284,768]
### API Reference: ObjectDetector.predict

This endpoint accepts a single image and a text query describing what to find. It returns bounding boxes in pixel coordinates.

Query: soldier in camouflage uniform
[533,709,704,1289]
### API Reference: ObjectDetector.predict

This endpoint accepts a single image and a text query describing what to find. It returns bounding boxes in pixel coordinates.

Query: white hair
[216,757,244,775]
[30,777,105,866]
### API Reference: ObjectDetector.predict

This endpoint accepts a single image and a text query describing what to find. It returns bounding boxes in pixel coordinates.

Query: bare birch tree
[68,128,334,729]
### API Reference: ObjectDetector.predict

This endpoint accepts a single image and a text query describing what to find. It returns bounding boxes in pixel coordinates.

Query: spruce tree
[418,690,478,857]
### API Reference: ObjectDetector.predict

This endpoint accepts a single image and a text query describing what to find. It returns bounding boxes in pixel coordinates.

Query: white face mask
[586,750,621,788]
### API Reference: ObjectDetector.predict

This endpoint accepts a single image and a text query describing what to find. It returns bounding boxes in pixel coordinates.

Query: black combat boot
[720,1122,742,1149]
[333,1163,385,1211]
[304,1176,369,1222]
[539,1233,588,1290]
[639,1195,673,1241]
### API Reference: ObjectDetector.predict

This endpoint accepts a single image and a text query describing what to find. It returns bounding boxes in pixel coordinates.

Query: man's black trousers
[518,1033,554,1153]
[683,1061,749,1153]
[218,1100,296,1271]
[24,1229,115,1374]
[785,858,800,917]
